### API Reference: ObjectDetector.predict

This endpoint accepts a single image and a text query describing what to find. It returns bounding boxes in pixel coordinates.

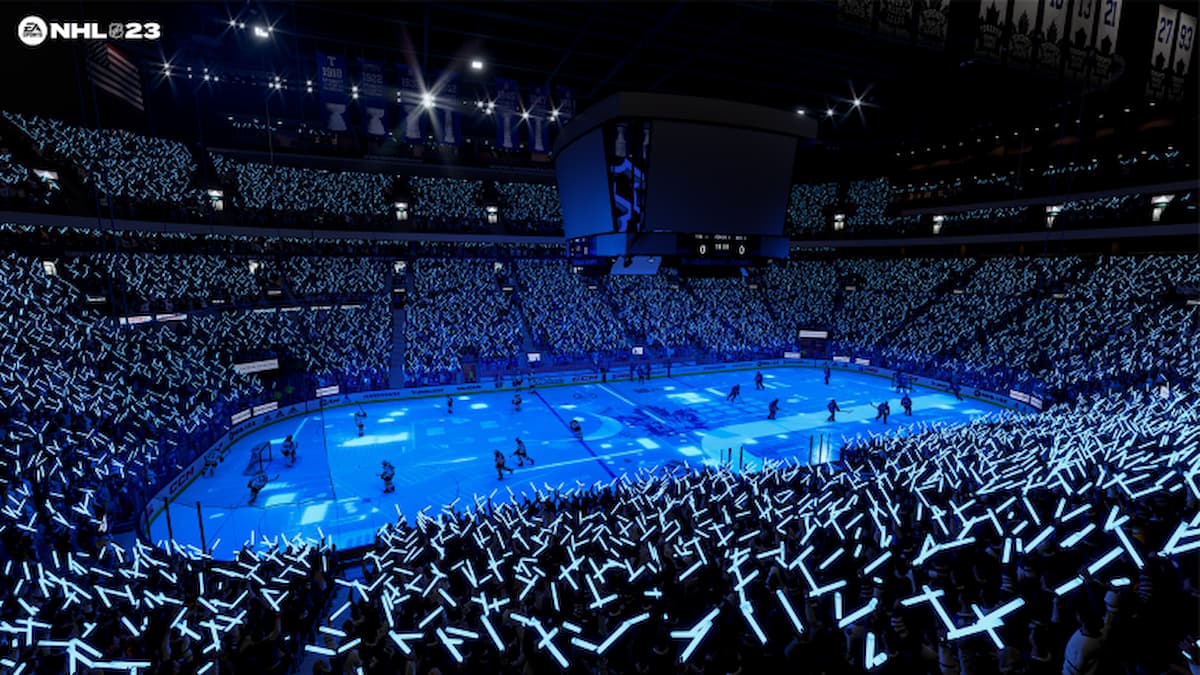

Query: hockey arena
[2,1,1199,674]
[149,366,1022,556]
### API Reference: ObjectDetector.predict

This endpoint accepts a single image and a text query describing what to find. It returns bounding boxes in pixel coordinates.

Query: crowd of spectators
[1,225,1198,672]
[212,154,391,218]
[785,182,838,235]
[5,111,207,221]
[404,258,525,381]
[299,382,1200,674]
[514,260,625,356]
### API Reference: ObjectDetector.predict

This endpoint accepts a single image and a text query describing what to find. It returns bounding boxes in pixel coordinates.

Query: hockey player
[512,392,523,411]
[767,398,780,420]
[281,435,297,467]
[379,461,396,493]
[901,393,913,416]
[203,450,221,477]
[754,371,765,390]
[875,401,890,424]
[826,399,841,422]
[824,364,831,385]
[247,471,268,505]
[726,384,741,402]
[446,395,454,415]
[512,437,535,467]
[494,450,515,479]
[569,419,582,435]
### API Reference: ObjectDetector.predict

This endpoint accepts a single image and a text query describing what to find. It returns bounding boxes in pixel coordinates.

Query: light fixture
[470,59,484,70]
[825,108,834,117]
[796,108,805,116]
[421,93,433,108]
[253,25,270,39]
[520,110,529,120]
[852,98,861,107]
[550,109,559,119]
[306,86,313,93]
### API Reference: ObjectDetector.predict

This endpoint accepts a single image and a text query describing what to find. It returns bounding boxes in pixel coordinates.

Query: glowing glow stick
[1061,523,1095,549]
[1022,525,1055,553]
[1054,576,1084,596]
[669,608,720,664]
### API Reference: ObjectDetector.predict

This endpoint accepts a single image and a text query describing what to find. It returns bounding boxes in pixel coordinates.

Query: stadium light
[520,110,530,120]
[796,108,805,116]
[852,98,861,108]
[421,93,434,108]
[253,25,270,39]
[826,108,834,117]
[470,59,484,70]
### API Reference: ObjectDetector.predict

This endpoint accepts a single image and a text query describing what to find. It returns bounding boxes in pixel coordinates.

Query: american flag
[86,42,144,111]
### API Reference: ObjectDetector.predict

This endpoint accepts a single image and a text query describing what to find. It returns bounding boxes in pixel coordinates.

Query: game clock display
[690,233,752,258]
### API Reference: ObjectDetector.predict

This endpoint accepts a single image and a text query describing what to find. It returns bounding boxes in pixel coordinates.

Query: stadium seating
[1,224,1198,672]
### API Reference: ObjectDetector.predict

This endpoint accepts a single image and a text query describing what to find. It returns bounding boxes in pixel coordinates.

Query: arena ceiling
[4,1,1196,159]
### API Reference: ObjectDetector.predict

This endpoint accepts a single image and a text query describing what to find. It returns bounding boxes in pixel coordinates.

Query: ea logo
[17,15,47,47]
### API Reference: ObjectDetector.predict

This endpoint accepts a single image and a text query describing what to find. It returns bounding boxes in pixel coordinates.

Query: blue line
[531,389,616,479]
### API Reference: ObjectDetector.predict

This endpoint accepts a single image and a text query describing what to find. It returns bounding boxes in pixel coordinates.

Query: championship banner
[397,64,426,142]
[527,84,550,154]
[1035,0,1069,74]
[1007,0,1040,68]
[494,77,522,151]
[878,0,915,39]
[358,58,387,137]
[1089,0,1124,85]
[434,72,462,146]
[838,0,876,26]
[554,85,576,127]
[1168,11,1196,100]
[977,0,1011,60]
[1064,0,1099,80]
[916,0,950,49]
[316,52,349,132]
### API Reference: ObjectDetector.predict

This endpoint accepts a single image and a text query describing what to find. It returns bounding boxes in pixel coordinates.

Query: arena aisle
[150,367,1016,558]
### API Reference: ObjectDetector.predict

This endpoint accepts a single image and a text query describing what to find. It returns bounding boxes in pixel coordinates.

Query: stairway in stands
[387,264,409,389]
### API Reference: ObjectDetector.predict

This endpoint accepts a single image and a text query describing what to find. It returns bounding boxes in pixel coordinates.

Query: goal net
[243,441,274,475]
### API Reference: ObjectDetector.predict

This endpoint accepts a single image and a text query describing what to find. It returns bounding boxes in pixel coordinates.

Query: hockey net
[243,441,274,475]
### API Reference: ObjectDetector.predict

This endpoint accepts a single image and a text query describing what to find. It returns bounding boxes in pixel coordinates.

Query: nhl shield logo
[108,22,125,39]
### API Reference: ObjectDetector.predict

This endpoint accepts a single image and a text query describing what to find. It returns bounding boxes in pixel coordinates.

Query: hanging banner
[1064,0,1099,80]
[316,52,349,132]
[527,84,550,154]
[1089,0,1125,84]
[1168,11,1196,100]
[916,0,950,49]
[838,0,876,26]
[1035,0,1069,74]
[1008,0,1040,68]
[878,0,915,39]
[432,72,462,146]
[977,0,1011,60]
[554,85,576,128]
[358,58,387,137]
[397,64,425,142]
[1146,5,1178,99]
[494,77,521,151]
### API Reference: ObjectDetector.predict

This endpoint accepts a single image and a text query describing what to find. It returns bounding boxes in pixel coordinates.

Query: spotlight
[470,59,484,70]
[796,108,805,116]
[852,98,861,107]
[253,25,269,39]
[421,93,433,108]
[826,108,834,117]
[521,110,529,120]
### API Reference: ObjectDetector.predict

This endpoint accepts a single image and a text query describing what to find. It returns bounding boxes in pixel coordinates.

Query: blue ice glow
[152,367,1014,559]
[341,432,411,447]
[470,403,489,410]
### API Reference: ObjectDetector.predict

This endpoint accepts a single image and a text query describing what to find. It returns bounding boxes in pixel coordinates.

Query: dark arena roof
[0,2,1198,674]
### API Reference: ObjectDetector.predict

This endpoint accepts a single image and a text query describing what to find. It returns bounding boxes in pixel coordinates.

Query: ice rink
[149,366,1016,558]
